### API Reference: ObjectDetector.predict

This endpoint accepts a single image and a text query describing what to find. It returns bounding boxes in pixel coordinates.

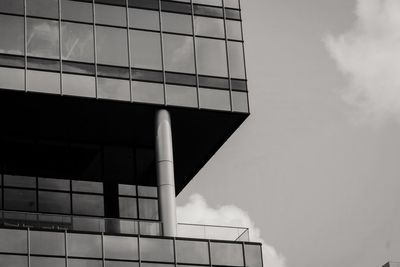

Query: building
[0,0,261,266]
[383,262,400,267]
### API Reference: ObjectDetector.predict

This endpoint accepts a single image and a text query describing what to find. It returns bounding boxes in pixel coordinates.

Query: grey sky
[177,1,400,267]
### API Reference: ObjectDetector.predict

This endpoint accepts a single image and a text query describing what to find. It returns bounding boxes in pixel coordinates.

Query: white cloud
[177,194,286,267]
[325,0,400,121]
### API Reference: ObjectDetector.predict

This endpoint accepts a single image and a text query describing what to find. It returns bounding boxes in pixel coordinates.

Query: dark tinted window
[128,0,159,10]
[39,191,71,214]
[73,193,104,216]
[0,0,24,14]
[161,1,191,14]
[166,72,196,87]
[4,188,36,212]
[194,5,223,18]
[0,15,24,56]
[119,197,137,219]
[139,198,159,220]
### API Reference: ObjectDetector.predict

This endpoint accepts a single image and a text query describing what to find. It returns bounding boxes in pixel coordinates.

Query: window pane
[194,5,223,17]
[199,88,231,111]
[0,0,24,14]
[30,231,65,256]
[162,12,192,34]
[68,233,102,258]
[118,184,136,196]
[4,188,36,212]
[140,238,174,262]
[0,15,24,55]
[95,4,126,27]
[138,186,157,197]
[39,191,71,214]
[98,77,130,101]
[228,41,245,79]
[139,198,159,220]
[104,235,138,260]
[195,16,225,38]
[226,20,242,40]
[97,26,129,66]
[224,0,239,9]
[132,81,164,104]
[163,34,195,74]
[27,0,59,19]
[232,91,248,113]
[176,240,209,264]
[62,22,94,63]
[129,8,160,31]
[38,177,70,191]
[130,30,162,70]
[119,197,137,219]
[106,262,139,267]
[193,0,222,6]
[0,67,24,91]
[166,85,197,108]
[196,38,227,77]
[72,180,103,193]
[210,242,244,266]
[31,257,65,267]
[0,229,27,253]
[69,259,102,267]
[27,18,60,59]
[3,174,36,188]
[141,264,174,267]
[0,255,27,267]
[61,0,93,23]
[73,194,104,216]
[63,73,96,98]
[244,244,263,267]
[26,70,60,94]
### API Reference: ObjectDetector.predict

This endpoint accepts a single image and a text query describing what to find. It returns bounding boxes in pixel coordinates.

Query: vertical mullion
[24,0,27,92]
[58,0,63,95]
[241,242,246,267]
[190,0,200,109]
[222,0,233,112]
[238,0,249,113]
[158,0,167,105]
[27,228,30,267]
[125,0,133,102]
[64,230,68,267]
[101,232,105,267]
[207,240,212,267]
[93,0,98,99]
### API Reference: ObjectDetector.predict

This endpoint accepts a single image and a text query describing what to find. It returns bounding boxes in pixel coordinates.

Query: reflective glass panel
[132,81,164,104]
[228,41,246,79]
[0,0,24,14]
[0,67,24,91]
[139,198,159,220]
[30,231,65,256]
[210,242,244,266]
[0,255,27,267]
[31,257,65,267]
[61,0,93,23]
[104,235,138,260]
[27,18,60,59]
[225,8,241,20]
[3,174,36,188]
[196,38,227,77]
[4,188,36,212]
[224,0,239,9]
[38,177,70,191]
[0,229,27,253]
[161,1,191,14]
[26,70,60,94]
[63,61,95,75]
[27,0,59,19]
[244,244,263,267]
[162,12,192,34]
[176,240,209,264]
[98,77,130,101]
[106,262,139,267]
[132,69,163,82]
[96,26,129,66]
[226,20,242,40]
[141,264,174,267]
[193,0,222,6]
[119,184,136,196]
[130,30,162,70]
[199,88,231,111]
[140,238,174,262]
[129,8,160,31]
[68,233,102,258]
[194,16,225,38]
[72,180,103,193]
[119,197,137,219]
[73,193,104,216]
[95,4,126,27]
[163,34,195,74]
[63,73,96,97]
[69,259,102,267]
[38,191,71,214]
[62,22,94,63]
[138,186,157,197]
[166,85,197,108]
[232,91,248,112]
[0,15,24,55]
[194,5,223,17]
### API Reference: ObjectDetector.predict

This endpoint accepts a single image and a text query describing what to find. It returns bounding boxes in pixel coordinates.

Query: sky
[177,1,400,267]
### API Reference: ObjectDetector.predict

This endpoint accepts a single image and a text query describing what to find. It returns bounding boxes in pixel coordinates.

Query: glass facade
[0,0,248,113]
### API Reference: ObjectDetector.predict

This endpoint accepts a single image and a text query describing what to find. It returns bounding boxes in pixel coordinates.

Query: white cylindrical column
[155,109,177,237]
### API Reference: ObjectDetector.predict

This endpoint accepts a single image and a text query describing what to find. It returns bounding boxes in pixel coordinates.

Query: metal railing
[0,211,249,241]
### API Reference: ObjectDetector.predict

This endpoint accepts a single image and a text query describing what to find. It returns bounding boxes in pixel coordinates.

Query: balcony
[0,210,249,241]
